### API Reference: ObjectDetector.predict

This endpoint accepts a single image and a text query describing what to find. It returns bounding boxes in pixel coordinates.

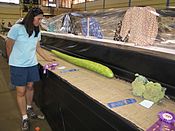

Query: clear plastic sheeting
[41,8,126,38]
[41,14,65,32]
[41,8,175,48]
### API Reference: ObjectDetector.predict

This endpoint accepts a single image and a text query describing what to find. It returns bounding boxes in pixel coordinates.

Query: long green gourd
[51,50,114,78]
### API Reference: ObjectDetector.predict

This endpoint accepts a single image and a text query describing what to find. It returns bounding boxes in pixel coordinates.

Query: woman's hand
[36,42,56,62]
[45,57,56,62]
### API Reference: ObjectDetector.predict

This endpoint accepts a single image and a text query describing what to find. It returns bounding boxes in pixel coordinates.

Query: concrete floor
[0,55,52,131]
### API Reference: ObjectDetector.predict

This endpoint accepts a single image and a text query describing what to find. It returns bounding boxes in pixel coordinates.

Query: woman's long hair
[20,7,43,37]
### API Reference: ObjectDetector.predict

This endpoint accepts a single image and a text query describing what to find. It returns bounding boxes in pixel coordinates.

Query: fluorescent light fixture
[48,3,56,7]
[0,0,19,4]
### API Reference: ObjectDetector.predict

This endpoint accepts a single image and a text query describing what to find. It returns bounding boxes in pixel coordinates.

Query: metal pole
[128,0,131,7]
[166,0,170,8]
[71,0,73,9]
[85,0,87,11]
[103,0,105,9]
[87,17,90,37]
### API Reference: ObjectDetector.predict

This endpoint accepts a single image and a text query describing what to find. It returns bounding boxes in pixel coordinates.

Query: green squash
[51,50,114,78]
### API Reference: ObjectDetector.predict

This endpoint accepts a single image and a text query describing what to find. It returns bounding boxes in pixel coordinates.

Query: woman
[6,7,54,130]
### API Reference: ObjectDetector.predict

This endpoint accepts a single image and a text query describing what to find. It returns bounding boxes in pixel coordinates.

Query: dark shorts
[10,65,40,86]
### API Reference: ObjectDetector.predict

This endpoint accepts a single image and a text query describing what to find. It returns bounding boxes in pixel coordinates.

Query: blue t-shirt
[7,24,41,67]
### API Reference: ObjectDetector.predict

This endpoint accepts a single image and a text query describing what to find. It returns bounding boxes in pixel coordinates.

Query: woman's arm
[36,42,55,62]
[6,38,15,60]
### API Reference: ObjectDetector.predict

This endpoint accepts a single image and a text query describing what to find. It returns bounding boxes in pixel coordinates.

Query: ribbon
[60,68,79,73]
[43,63,58,74]
[159,111,175,124]
[107,98,137,108]
[147,111,175,131]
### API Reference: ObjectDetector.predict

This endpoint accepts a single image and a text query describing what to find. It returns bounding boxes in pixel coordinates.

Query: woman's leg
[16,86,30,130]
[26,82,34,106]
[26,82,37,119]
[16,86,27,116]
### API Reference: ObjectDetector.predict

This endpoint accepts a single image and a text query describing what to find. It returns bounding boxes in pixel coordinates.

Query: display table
[35,50,175,131]
[41,32,175,99]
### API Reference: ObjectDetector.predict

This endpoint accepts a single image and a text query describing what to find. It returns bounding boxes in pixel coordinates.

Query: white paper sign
[139,100,154,108]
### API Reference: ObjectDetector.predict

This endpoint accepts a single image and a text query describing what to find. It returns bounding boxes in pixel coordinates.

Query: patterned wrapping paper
[120,6,158,46]
[81,17,103,39]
